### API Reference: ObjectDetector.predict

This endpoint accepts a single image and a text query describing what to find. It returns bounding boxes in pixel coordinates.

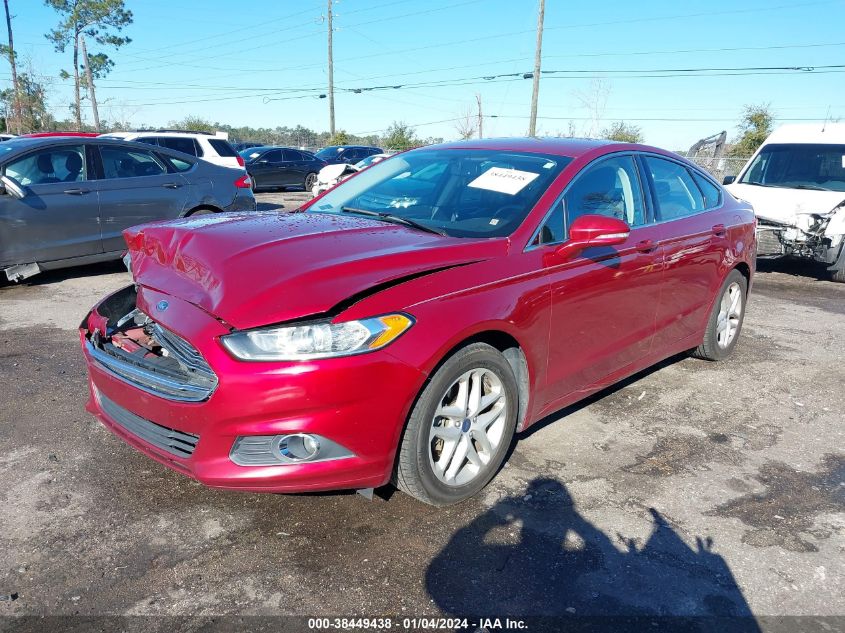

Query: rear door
[542,153,665,404]
[94,143,191,253]
[0,143,102,266]
[250,149,283,188]
[641,155,727,345]
[281,149,308,186]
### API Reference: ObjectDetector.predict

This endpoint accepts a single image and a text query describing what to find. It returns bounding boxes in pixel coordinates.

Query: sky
[6,0,845,149]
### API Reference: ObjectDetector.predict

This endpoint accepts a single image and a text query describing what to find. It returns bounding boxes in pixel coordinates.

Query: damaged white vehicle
[311,153,392,197]
[725,123,845,282]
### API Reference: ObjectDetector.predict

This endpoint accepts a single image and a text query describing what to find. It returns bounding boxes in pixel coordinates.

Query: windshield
[238,147,265,160]
[307,148,571,238]
[355,154,386,169]
[740,143,845,192]
[315,146,344,159]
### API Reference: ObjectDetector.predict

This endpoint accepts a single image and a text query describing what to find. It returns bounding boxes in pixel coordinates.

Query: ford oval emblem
[156,300,169,312]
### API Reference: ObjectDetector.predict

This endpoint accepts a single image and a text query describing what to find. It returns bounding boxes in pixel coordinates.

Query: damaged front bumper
[80,284,426,493]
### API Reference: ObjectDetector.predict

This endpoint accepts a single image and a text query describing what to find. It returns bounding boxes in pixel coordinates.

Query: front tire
[692,269,748,361]
[395,343,518,506]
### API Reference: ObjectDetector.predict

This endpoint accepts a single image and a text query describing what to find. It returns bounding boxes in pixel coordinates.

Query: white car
[311,153,391,197]
[725,123,845,282]
[99,130,244,170]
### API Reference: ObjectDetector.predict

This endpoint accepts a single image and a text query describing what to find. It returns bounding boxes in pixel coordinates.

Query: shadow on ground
[427,478,760,631]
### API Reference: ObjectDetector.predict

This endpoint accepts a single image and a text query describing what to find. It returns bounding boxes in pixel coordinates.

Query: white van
[725,123,845,282]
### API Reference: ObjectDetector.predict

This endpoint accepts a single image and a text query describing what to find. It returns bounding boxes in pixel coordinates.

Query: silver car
[0,136,256,282]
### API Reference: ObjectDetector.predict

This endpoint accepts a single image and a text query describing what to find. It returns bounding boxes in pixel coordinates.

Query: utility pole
[327,0,335,138]
[80,35,100,132]
[3,0,21,134]
[528,0,545,137]
[476,93,483,139]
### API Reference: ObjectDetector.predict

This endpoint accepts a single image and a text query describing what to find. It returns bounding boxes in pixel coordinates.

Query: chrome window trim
[85,338,217,403]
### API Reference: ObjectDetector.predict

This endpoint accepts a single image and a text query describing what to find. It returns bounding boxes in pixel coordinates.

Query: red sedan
[80,138,755,505]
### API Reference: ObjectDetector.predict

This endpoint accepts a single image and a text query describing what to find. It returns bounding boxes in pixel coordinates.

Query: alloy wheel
[428,368,508,487]
[716,281,743,348]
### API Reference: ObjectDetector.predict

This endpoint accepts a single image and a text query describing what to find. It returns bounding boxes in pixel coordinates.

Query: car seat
[567,166,623,221]
[63,152,83,182]
[36,153,59,184]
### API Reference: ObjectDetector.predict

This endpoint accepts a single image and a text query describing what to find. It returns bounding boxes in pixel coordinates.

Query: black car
[240,146,326,192]
[314,145,383,166]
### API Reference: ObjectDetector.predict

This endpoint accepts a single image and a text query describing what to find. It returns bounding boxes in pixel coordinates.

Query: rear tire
[394,343,518,506]
[692,269,748,361]
[831,268,845,283]
[304,172,318,191]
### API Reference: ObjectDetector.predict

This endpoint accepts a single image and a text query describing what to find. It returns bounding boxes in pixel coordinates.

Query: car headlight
[221,313,414,361]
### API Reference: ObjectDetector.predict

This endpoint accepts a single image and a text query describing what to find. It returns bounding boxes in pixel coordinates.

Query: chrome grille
[98,390,199,458]
[87,321,218,402]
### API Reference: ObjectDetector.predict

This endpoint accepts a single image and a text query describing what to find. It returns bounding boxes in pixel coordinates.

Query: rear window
[208,139,238,157]
[166,156,194,172]
[692,171,722,208]
[158,137,201,157]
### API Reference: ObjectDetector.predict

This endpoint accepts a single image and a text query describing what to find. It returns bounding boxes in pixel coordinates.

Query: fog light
[230,434,354,466]
[277,433,320,462]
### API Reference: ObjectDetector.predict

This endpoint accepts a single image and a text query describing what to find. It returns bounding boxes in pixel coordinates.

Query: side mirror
[555,214,630,259]
[722,175,735,185]
[0,174,24,199]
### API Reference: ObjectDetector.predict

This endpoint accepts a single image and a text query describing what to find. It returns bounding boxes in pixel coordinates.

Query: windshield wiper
[340,207,446,236]
[794,184,832,191]
[742,181,783,188]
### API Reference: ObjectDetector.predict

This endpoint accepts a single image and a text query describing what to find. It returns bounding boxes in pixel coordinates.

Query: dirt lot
[0,198,843,630]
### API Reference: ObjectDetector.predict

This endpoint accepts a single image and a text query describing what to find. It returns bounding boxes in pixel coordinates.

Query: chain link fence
[685,155,751,183]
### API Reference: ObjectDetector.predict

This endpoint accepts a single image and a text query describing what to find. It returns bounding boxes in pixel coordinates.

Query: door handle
[711,224,727,237]
[636,239,657,253]
[162,182,183,189]
[63,188,90,195]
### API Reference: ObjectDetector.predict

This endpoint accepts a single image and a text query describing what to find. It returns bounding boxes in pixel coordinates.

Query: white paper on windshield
[468,167,539,195]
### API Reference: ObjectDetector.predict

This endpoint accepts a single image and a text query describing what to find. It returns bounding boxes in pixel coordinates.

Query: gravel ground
[0,208,843,631]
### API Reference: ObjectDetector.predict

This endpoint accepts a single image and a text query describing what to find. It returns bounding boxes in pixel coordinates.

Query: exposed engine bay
[84,285,217,402]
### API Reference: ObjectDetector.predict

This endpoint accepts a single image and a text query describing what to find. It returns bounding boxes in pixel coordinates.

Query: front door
[94,143,191,253]
[541,154,665,406]
[0,143,101,266]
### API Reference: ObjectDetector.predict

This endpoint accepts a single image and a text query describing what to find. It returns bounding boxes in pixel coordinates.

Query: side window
[282,149,301,162]
[99,146,167,179]
[646,156,706,220]
[692,171,722,209]
[532,200,565,246]
[135,137,159,147]
[564,155,645,228]
[166,156,194,173]
[263,149,283,162]
[159,137,200,157]
[5,145,87,185]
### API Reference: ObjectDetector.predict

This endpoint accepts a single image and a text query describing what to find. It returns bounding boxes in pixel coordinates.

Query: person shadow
[426,478,760,632]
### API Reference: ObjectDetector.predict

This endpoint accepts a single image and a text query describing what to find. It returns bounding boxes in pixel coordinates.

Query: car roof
[763,123,845,145]
[0,135,210,160]
[421,136,626,157]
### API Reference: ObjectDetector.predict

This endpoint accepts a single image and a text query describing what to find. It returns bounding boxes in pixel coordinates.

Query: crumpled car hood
[124,212,502,329]
[726,183,845,225]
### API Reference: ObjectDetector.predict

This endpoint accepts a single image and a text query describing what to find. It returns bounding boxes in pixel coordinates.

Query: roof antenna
[822,105,831,132]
